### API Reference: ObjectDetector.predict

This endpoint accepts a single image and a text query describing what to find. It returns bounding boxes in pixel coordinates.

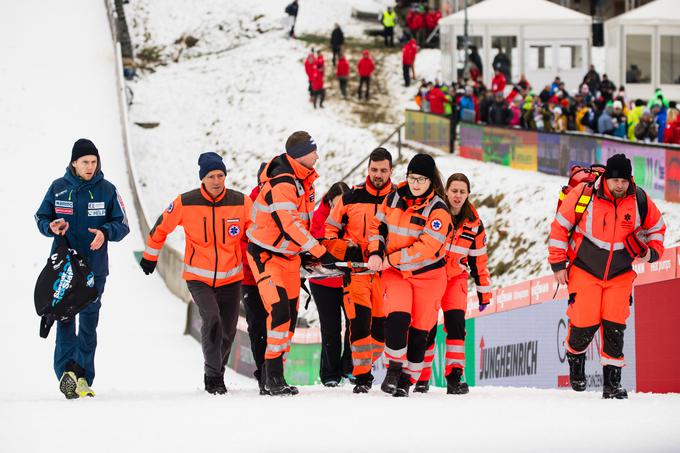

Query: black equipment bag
[33,236,99,338]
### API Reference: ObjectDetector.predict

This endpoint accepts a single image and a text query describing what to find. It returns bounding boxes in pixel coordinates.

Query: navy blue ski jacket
[35,168,130,277]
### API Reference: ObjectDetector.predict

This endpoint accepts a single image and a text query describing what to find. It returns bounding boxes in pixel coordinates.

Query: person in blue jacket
[35,138,129,399]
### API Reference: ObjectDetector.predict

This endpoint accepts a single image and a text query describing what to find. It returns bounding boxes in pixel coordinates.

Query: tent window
[528,45,552,70]
[625,34,651,84]
[660,35,680,85]
[558,45,583,70]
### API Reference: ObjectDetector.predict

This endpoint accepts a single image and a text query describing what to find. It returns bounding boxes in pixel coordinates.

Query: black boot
[353,373,373,394]
[254,368,270,396]
[204,374,227,395]
[602,365,628,399]
[392,372,412,398]
[381,362,402,395]
[265,357,297,396]
[413,380,430,393]
[567,352,587,392]
[446,368,469,395]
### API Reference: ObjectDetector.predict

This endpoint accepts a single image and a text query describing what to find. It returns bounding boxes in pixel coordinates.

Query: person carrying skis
[140,152,252,395]
[35,138,130,399]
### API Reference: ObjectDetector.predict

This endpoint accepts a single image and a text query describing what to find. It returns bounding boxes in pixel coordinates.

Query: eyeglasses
[407,175,429,185]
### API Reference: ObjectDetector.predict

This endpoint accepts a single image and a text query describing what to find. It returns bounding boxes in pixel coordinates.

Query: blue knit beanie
[198,152,227,180]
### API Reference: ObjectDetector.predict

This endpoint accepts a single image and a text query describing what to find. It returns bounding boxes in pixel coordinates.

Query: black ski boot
[567,352,587,392]
[413,380,430,393]
[446,368,469,395]
[353,373,373,394]
[381,362,402,395]
[204,374,227,395]
[602,365,628,399]
[255,368,270,396]
[393,372,412,398]
[264,357,297,396]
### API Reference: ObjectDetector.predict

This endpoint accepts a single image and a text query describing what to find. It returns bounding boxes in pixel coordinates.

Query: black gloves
[319,251,339,269]
[140,257,157,275]
[344,245,364,263]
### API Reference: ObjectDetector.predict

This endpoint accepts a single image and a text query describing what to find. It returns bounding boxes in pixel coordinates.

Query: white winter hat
[613,100,623,110]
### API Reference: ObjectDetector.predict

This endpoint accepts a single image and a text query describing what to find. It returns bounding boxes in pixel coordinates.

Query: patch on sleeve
[167,202,174,213]
[431,218,443,231]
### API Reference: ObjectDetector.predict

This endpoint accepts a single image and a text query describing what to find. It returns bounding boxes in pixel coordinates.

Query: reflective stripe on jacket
[144,186,252,287]
[548,178,666,280]
[367,182,452,274]
[246,153,325,258]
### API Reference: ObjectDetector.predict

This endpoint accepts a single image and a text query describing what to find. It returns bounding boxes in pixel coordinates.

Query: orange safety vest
[549,178,666,280]
[446,203,492,302]
[247,153,326,258]
[325,177,394,258]
[367,182,452,274]
[143,186,253,287]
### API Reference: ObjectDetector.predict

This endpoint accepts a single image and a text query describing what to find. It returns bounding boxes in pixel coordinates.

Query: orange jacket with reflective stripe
[325,177,394,259]
[246,153,326,258]
[143,186,253,287]
[446,203,492,303]
[367,182,452,274]
[549,178,666,281]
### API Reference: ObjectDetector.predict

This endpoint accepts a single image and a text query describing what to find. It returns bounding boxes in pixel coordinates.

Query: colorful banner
[459,122,483,160]
[405,110,451,153]
[537,133,562,175]
[495,280,531,312]
[563,134,598,176]
[510,130,538,171]
[598,140,666,199]
[666,149,680,202]
[482,127,515,166]
[530,274,568,305]
[631,248,677,286]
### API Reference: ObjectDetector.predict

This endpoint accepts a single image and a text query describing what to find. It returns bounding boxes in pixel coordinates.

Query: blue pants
[53,277,106,385]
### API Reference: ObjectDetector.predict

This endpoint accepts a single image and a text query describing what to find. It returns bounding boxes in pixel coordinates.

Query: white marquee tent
[605,0,680,101]
[439,0,592,90]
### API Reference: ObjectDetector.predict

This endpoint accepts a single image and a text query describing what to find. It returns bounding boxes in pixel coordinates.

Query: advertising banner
[405,110,450,152]
[564,134,598,176]
[537,133,561,175]
[495,280,531,312]
[473,301,637,390]
[599,140,665,199]
[634,278,680,393]
[459,123,484,161]
[482,127,515,166]
[530,274,568,305]
[665,148,680,202]
[510,130,538,171]
[631,247,677,286]
[466,288,497,318]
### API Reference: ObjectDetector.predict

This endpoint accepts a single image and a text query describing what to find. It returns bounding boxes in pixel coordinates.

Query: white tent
[439,0,591,90]
[605,0,680,101]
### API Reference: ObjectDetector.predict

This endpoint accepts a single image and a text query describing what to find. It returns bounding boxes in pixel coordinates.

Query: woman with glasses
[366,153,452,397]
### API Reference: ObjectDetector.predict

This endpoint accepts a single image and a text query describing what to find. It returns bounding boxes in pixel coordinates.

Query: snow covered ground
[2,1,680,452]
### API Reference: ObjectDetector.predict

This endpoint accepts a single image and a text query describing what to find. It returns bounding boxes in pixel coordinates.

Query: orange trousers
[246,246,301,361]
[343,273,385,377]
[565,265,635,367]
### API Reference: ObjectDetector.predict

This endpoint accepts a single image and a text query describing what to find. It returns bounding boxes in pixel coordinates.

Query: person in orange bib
[549,153,666,399]
[246,131,341,396]
[140,152,252,395]
[416,173,492,395]
[367,153,452,397]
[325,147,394,393]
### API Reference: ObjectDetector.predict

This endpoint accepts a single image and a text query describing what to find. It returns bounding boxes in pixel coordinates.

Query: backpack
[557,164,648,233]
[33,236,99,338]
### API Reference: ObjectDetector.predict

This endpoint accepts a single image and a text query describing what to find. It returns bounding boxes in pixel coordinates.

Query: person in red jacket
[316,50,325,74]
[309,182,353,386]
[663,109,680,144]
[357,50,375,100]
[304,49,317,101]
[336,53,350,99]
[491,68,506,94]
[402,38,418,87]
[407,6,426,45]
[427,85,447,115]
[311,63,325,109]
[424,7,441,41]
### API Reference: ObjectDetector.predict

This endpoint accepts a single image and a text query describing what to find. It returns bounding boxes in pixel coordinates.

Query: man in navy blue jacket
[35,138,129,399]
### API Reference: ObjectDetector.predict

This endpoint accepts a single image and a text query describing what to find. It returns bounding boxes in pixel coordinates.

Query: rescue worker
[35,138,130,399]
[402,38,418,87]
[325,148,395,393]
[416,173,491,394]
[367,153,452,397]
[380,6,396,47]
[246,131,343,396]
[140,152,252,395]
[357,50,375,101]
[549,153,666,399]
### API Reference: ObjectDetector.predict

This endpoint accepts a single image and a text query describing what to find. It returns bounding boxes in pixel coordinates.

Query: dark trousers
[338,77,348,98]
[310,282,352,383]
[242,284,267,377]
[332,46,341,66]
[403,64,412,86]
[384,26,394,47]
[313,88,325,108]
[187,280,242,377]
[358,76,371,100]
[54,277,106,386]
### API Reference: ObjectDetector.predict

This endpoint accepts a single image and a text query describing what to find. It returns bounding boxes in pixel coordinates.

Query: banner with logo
[665,149,680,202]
[405,110,451,153]
[510,130,538,171]
[563,134,598,176]
[598,140,666,199]
[459,122,484,161]
[537,133,562,175]
[482,127,515,165]
[473,301,637,390]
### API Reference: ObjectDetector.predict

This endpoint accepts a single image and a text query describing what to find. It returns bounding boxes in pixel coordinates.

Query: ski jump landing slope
[0,1,679,452]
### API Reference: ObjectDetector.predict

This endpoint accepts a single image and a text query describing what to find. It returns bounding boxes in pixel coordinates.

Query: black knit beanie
[604,153,632,180]
[407,153,436,180]
[71,138,99,162]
